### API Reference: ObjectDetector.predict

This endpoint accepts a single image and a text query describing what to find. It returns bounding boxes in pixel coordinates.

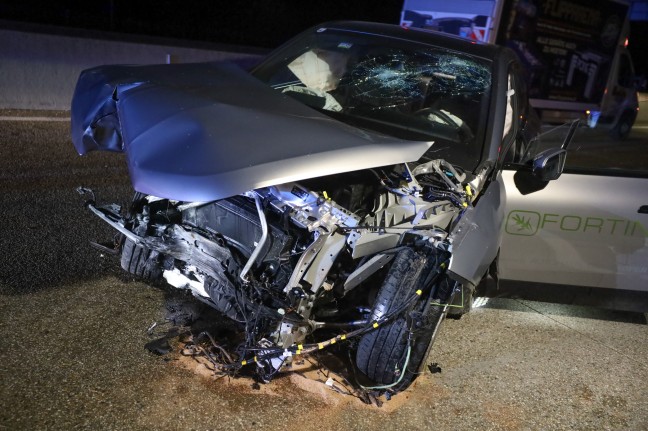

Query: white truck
[401,0,639,138]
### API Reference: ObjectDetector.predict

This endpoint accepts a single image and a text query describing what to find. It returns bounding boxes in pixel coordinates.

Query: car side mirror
[512,120,577,195]
[513,148,567,195]
[532,148,567,181]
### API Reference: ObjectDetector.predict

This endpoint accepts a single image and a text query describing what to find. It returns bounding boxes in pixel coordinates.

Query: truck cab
[400,0,639,139]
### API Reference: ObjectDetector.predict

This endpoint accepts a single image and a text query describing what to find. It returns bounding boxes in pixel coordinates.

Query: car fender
[448,173,505,287]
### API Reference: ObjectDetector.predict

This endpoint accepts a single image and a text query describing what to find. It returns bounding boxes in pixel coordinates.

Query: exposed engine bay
[81,158,484,390]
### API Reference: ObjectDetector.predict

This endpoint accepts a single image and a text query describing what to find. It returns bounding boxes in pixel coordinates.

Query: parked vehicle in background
[400,0,639,138]
[71,21,572,393]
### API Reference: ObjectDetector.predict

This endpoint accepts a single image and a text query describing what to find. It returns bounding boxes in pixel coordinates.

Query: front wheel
[355,248,453,392]
[120,238,164,281]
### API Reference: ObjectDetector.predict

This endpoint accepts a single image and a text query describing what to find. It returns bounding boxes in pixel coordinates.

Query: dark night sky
[1,0,646,75]
[0,1,405,48]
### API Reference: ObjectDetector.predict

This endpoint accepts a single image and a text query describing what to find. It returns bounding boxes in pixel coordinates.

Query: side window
[561,51,644,176]
[496,53,645,177]
[563,127,647,175]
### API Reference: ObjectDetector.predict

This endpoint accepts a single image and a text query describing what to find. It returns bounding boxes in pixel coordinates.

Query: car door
[449,60,526,288]
[499,124,648,292]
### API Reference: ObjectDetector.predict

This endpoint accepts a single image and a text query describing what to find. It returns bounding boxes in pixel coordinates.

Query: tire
[355,248,452,391]
[120,238,164,281]
[609,109,636,140]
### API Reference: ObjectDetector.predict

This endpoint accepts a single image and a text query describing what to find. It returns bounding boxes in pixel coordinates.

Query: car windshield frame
[253,27,493,172]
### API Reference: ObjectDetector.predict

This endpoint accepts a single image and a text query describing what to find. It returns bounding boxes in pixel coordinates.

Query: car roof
[311,21,504,61]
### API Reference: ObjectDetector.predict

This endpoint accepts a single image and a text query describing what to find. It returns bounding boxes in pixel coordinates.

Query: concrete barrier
[0,23,264,110]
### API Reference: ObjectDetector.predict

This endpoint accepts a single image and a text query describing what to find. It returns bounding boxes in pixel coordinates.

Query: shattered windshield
[253,28,492,171]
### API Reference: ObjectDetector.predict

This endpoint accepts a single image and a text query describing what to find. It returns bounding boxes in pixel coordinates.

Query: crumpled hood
[71,62,432,202]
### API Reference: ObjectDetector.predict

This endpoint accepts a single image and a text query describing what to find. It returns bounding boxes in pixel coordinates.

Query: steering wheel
[282,85,343,112]
[414,107,459,127]
[414,107,475,142]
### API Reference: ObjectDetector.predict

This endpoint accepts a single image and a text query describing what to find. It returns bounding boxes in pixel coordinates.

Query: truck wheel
[121,238,163,281]
[355,248,449,392]
[609,109,636,140]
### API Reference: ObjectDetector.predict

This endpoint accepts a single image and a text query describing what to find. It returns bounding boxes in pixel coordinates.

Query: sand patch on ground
[172,342,422,412]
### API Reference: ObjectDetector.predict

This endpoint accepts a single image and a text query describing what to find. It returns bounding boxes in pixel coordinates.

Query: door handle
[639,205,648,214]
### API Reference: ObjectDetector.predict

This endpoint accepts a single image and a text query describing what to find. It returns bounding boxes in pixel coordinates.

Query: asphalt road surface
[1,117,647,430]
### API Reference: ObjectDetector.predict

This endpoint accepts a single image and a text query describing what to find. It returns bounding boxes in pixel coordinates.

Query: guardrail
[0,22,265,110]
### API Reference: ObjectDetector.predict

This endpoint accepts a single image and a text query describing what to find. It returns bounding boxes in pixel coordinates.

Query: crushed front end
[79,158,483,389]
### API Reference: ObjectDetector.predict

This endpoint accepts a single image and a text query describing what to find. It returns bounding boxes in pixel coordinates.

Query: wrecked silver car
[71,22,570,393]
